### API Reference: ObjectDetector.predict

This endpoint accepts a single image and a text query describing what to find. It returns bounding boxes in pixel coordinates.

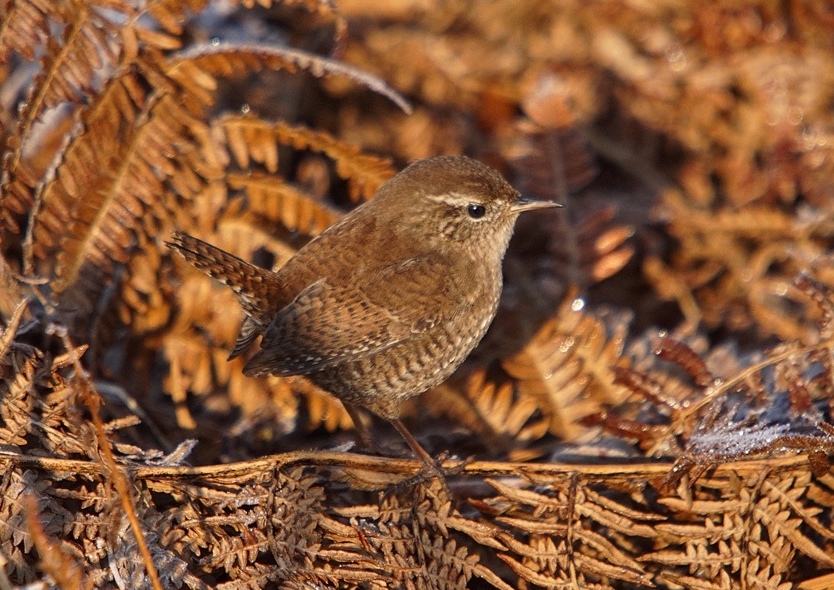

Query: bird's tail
[166,231,281,333]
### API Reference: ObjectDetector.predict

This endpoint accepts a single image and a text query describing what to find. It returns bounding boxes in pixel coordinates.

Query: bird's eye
[467,204,486,219]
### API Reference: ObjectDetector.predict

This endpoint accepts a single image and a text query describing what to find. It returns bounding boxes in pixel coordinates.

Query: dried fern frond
[23,74,208,342]
[25,9,121,117]
[0,0,70,63]
[652,190,834,339]
[423,369,549,452]
[550,205,635,288]
[422,292,633,451]
[2,0,403,343]
[213,114,395,200]
[0,2,129,236]
[4,293,834,588]
[501,292,631,440]
[10,438,834,588]
[226,172,341,237]
[506,68,599,202]
[502,71,635,291]
[601,285,834,480]
[0,301,173,585]
[167,42,412,114]
[5,0,834,587]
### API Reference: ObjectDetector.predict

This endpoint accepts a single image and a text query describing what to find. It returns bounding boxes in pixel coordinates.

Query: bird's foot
[385,451,471,498]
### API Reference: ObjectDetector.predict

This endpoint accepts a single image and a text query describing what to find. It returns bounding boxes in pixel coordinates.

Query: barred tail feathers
[166,231,279,323]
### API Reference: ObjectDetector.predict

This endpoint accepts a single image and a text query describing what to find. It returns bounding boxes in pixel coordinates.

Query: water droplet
[667,46,686,72]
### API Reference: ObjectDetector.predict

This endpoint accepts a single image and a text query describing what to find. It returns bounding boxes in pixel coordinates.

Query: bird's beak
[510,197,563,213]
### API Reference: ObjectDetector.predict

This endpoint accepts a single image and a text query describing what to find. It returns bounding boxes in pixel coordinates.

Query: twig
[48,324,164,590]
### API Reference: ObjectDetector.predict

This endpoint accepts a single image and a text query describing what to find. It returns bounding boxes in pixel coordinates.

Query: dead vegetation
[2,0,834,588]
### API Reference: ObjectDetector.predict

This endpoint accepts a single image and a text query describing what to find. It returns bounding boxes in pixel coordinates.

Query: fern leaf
[0,6,124,237]
[502,292,631,439]
[167,42,411,114]
[227,172,341,237]
[215,114,395,200]
[0,0,68,63]
[27,72,206,303]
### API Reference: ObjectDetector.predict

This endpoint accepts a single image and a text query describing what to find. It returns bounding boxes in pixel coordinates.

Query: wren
[168,156,559,473]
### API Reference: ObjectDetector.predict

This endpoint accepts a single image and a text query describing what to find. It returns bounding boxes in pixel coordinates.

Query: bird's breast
[309,260,502,418]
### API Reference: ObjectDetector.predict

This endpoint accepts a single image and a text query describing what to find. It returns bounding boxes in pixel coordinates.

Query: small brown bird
[168,156,559,472]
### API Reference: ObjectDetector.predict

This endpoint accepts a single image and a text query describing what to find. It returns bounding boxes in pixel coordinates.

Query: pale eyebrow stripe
[425,192,480,206]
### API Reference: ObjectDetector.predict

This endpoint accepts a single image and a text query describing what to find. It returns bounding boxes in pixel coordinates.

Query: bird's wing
[242,256,458,377]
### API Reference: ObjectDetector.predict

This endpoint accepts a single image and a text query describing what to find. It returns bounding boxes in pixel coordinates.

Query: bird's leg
[387,419,467,497]
[390,418,437,468]
[344,403,374,450]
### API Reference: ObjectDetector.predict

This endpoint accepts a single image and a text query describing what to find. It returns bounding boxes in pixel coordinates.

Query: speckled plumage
[168,155,558,464]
